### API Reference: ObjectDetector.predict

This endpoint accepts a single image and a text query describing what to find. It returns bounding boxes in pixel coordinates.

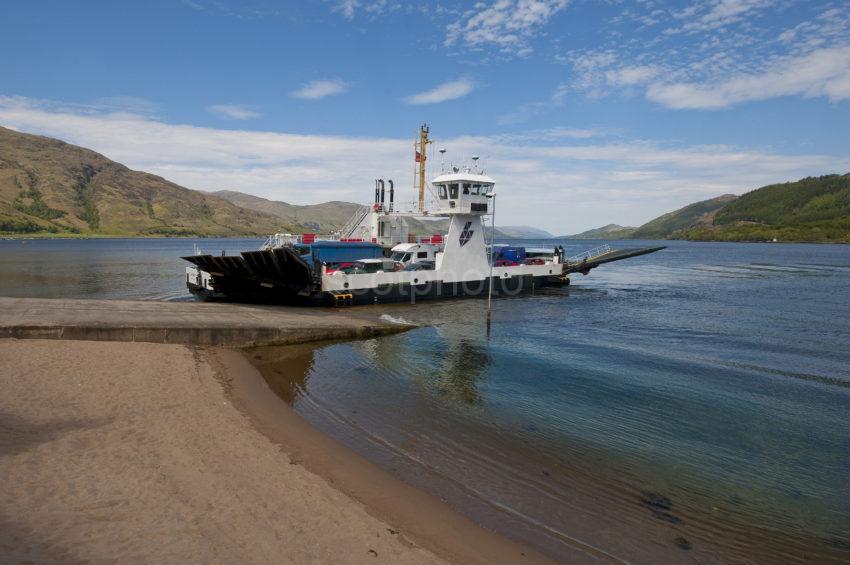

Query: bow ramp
[182,247,315,299]
[563,244,666,274]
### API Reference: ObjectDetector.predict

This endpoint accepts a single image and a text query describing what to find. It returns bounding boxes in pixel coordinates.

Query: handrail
[567,243,612,264]
[339,205,370,239]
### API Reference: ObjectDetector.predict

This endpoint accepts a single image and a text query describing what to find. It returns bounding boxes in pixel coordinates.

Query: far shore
[2,232,848,244]
[0,338,551,564]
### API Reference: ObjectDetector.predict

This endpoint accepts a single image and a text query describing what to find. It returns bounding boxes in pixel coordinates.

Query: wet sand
[0,338,547,564]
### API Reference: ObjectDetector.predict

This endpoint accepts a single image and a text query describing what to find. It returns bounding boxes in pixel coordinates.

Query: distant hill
[497,225,554,239]
[563,224,636,239]
[210,190,363,233]
[682,174,850,242]
[0,126,295,236]
[629,194,738,239]
[582,174,850,243]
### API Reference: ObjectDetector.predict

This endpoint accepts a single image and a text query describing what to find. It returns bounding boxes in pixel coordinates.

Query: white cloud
[605,65,658,87]
[667,0,776,34]
[646,45,850,109]
[405,77,475,105]
[333,0,358,20]
[566,1,850,111]
[445,0,569,56]
[331,0,394,20]
[206,104,260,120]
[0,95,845,233]
[290,79,350,100]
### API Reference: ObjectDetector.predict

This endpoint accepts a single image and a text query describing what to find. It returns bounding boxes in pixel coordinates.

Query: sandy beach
[0,338,549,564]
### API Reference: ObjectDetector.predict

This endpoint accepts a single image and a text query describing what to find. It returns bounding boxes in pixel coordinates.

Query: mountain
[629,194,738,239]
[681,174,850,242]
[563,224,637,239]
[496,225,554,239]
[0,126,295,236]
[209,190,363,233]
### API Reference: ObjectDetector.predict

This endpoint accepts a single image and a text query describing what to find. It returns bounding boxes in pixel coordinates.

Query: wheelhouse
[430,172,495,216]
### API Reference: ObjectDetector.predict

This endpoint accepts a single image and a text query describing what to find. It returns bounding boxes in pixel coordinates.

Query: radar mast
[413,123,432,212]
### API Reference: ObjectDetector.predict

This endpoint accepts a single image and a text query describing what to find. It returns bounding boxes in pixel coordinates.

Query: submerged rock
[652,510,683,525]
[640,491,673,511]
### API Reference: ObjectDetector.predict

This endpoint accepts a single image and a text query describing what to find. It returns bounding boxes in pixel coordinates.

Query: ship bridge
[430,172,494,216]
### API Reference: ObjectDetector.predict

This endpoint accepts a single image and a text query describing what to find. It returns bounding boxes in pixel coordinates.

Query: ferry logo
[459,221,474,247]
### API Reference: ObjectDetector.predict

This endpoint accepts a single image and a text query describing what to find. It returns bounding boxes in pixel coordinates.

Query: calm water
[0,237,262,300]
[2,237,849,562]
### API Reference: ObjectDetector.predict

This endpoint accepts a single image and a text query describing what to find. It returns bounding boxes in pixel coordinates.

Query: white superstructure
[321,168,565,293]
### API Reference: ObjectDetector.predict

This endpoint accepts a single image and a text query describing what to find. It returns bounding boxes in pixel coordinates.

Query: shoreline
[0,337,551,564]
[214,346,560,564]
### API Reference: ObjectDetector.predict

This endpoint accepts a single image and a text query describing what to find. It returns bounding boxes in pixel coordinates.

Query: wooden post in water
[486,191,497,333]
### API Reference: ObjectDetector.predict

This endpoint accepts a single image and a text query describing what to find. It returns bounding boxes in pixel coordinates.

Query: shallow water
[249,240,850,562]
[2,237,849,561]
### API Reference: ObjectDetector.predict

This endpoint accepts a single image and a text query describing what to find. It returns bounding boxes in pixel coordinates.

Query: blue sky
[1,0,849,233]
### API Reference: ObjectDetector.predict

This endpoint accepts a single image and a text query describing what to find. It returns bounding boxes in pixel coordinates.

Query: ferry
[183,125,663,306]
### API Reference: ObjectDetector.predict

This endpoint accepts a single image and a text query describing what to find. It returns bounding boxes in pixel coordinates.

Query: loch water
[2,237,849,562]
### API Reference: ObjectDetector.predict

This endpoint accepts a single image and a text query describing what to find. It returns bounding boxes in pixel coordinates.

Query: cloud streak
[646,45,850,109]
[290,79,350,100]
[405,77,475,105]
[206,104,260,120]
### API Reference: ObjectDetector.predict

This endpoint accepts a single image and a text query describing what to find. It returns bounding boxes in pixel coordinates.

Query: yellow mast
[413,123,432,212]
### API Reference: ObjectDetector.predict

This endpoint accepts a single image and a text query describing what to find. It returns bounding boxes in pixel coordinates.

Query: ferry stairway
[338,205,370,239]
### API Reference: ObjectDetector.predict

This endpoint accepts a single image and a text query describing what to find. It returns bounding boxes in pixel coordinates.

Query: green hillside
[629,194,737,239]
[563,224,637,239]
[210,190,363,232]
[682,174,850,242]
[0,126,295,236]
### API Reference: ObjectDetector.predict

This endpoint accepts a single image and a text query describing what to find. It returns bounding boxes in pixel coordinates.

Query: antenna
[439,147,446,173]
[472,154,479,173]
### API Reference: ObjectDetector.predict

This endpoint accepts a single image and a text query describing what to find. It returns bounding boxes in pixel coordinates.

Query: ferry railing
[262,233,339,250]
[339,205,370,238]
[368,201,432,214]
[567,244,612,264]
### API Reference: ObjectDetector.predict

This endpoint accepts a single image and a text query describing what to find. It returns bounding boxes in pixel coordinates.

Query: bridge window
[449,183,459,199]
[471,184,481,195]
[437,184,448,199]
[463,183,471,195]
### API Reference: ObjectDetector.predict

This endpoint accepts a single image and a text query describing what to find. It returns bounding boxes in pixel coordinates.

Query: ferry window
[417,251,428,258]
[471,184,481,195]
[449,183,459,199]
[463,183,471,195]
[437,184,448,199]
[482,184,493,195]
